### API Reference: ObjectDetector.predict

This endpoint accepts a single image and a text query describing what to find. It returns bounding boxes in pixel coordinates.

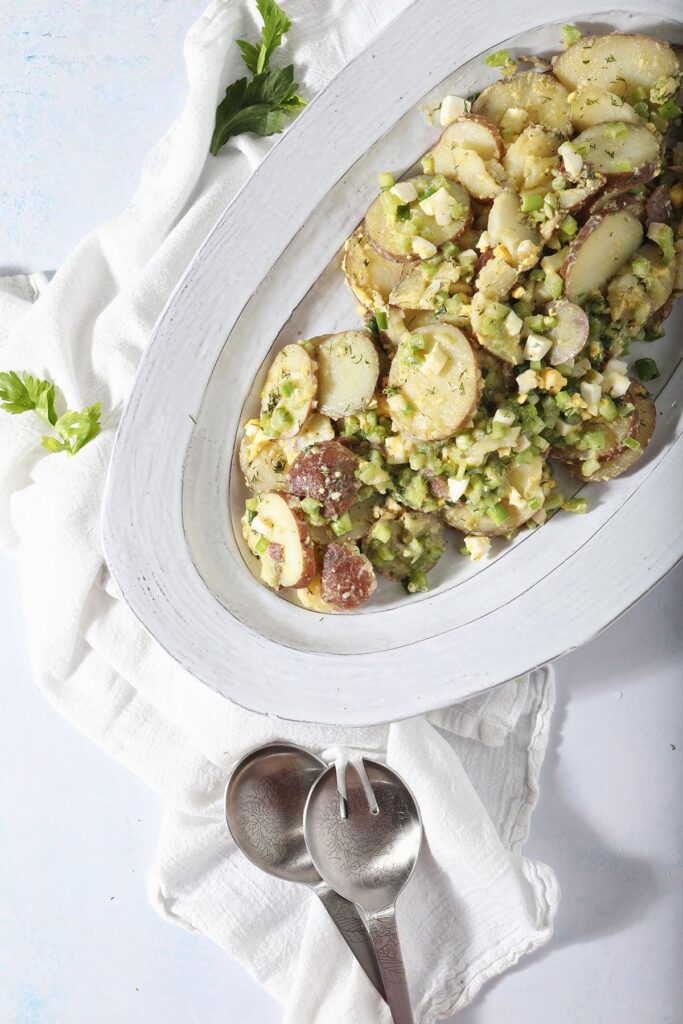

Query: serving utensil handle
[314,883,387,1001]
[366,906,414,1024]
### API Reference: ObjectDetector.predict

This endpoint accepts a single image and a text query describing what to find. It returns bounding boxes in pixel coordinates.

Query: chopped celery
[521,193,543,213]
[561,23,582,46]
[255,536,269,556]
[623,436,641,450]
[378,172,395,190]
[487,502,509,526]
[375,309,388,330]
[331,512,353,536]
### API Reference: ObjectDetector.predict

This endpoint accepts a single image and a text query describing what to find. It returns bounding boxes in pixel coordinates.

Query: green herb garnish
[0,371,101,456]
[211,0,305,155]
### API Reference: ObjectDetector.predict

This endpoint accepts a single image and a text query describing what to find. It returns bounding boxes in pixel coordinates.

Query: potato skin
[320,542,377,610]
[566,386,656,483]
[287,440,361,519]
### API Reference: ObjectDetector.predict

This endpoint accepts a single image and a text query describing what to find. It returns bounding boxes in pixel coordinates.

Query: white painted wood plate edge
[103,0,683,725]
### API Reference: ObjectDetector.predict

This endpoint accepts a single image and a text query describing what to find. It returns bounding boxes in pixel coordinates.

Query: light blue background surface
[1,4,682,1022]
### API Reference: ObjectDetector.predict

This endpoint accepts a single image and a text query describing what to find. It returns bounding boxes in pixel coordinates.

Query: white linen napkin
[0,2,559,1020]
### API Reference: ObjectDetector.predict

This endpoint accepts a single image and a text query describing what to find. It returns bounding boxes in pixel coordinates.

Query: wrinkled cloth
[0,3,559,1020]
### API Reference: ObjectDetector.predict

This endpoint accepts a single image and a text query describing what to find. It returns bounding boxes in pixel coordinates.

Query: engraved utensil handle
[314,883,387,1002]
[366,906,414,1024]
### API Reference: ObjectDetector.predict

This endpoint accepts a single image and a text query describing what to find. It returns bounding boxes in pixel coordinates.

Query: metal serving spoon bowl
[304,759,422,1024]
[225,741,386,1000]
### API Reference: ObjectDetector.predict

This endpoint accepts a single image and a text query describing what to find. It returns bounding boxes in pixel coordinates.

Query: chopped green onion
[521,193,544,213]
[604,121,627,139]
[404,570,429,594]
[559,215,578,240]
[378,172,395,190]
[331,512,353,536]
[623,436,641,450]
[657,99,682,121]
[396,204,411,222]
[487,502,509,526]
[255,536,269,556]
[561,23,582,46]
[484,49,516,77]
[635,357,659,382]
[564,496,588,514]
[633,100,649,118]
[441,241,459,259]
[280,380,295,397]
[375,309,388,331]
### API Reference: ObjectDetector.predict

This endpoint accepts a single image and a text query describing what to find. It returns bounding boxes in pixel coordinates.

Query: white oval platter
[103,2,683,726]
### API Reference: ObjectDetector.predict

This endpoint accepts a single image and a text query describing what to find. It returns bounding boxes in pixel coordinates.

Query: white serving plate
[103,1,683,726]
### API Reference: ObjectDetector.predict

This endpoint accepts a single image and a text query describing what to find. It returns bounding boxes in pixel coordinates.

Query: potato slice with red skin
[434,115,505,161]
[342,227,404,309]
[436,456,546,536]
[364,175,471,262]
[545,301,590,366]
[242,493,317,589]
[645,184,673,228]
[387,323,481,441]
[293,574,338,613]
[320,542,377,610]
[561,209,644,302]
[287,440,361,519]
[551,398,639,465]
[553,33,679,95]
[472,71,572,135]
[569,86,643,130]
[566,387,655,482]
[571,123,661,187]
[312,331,380,420]
[470,292,523,365]
[260,344,318,439]
[556,174,606,214]
[432,146,503,202]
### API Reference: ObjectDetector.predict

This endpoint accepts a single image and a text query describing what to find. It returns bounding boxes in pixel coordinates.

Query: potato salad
[239,27,682,612]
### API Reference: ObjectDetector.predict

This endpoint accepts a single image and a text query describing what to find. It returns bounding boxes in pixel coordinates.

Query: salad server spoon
[225,741,386,1001]
[304,758,422,1024]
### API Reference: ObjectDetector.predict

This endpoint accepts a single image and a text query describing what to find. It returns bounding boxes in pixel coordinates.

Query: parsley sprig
[210,0,305,156]
[0,370,101,456]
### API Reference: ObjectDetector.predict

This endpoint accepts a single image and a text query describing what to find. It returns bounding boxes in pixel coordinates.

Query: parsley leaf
[237,0,291,75]
[0,371,57,426]
[211,0,305,156]
[211,65,305,155]
[0,369,101,457]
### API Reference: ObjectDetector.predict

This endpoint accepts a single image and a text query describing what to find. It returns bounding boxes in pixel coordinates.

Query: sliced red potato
[287,440,360,519]
[503,125,562,193]
[572,123,661,186]
[566,387,655,482]
[292,574,337,613]
[312,331,379,419]
[388,257,465,310]
[569,86,643,131]
[556,173,606,213]
[607,242,677,322]
[364,175,471,261]
[260,344,318,439]
[475,254,519,301]
[487,190,540,266]
[470,292,523,365]
[588,188,646,218]
[561,209,644,302]
[472,71,572,135]
[242,492,317,589]
[387,323,480,440]
[545,300,590,365]
[363,511,445,580]
[551,403,639,464]
[553,33,680,95]
[239,420,289,493]
[320,542,377,610]
[440,455,546,536]
[342,227,404,309]
[433,114,505,161]
[431,145,504,202]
